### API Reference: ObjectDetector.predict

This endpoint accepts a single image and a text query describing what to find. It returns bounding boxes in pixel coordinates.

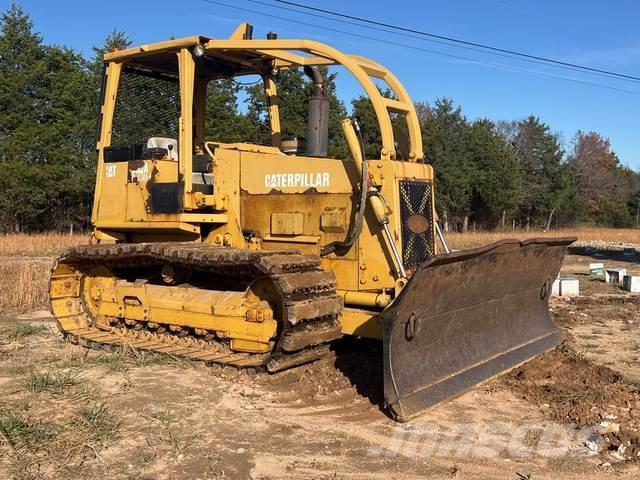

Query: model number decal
[105,165,117,178]
[129,163,151,182]
[264,172,330,189]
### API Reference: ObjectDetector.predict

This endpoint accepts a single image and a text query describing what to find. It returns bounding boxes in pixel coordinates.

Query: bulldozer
[49,23,574,421]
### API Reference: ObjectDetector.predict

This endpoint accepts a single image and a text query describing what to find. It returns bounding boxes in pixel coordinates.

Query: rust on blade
[383,237,576,422]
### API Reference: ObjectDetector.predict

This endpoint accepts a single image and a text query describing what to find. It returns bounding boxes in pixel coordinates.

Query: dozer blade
[383,237,575,422]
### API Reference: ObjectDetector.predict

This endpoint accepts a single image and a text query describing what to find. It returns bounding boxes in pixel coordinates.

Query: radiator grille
[399,180,435,269]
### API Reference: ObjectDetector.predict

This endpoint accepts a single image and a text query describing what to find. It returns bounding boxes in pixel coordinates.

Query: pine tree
[350,94,381,159]
[420,98,474,231]
[0,4,97,231]
[206,78,258,143]
[91,30,131,71]
[0,3,47,164]
[513,116,574,229]
[467,119,522,228]
[351,90,411,160]
[2,2,639,232]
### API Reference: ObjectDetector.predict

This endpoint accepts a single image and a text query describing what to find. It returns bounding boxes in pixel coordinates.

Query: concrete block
[605,268,627,284]
[559,277,580,297]
[623,275,640,293]
[551,278,560,296]
[589,263,604,276]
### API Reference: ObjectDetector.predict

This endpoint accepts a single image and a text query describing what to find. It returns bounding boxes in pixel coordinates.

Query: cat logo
[264,172,330,189]
[105,164,117,178]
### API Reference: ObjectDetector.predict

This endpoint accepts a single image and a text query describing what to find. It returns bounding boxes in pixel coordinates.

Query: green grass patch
[624,378,640,391]
[74,383,103,402]
[25,369,80,394]
[147,409,174,428]
[1,322,47,341]
[0,411,58,449]
[86,348,191,372]
[160,430,187,455]
[85,351,129,373]
[74,402,119,444]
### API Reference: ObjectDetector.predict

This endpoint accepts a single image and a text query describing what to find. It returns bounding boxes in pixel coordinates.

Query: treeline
[1,4,639,233]
[419,103,640,231]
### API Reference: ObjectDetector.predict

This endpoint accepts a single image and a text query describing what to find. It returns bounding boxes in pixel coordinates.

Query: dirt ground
[2,253,640,479]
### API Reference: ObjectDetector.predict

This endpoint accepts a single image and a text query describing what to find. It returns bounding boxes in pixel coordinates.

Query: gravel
[571,240,639,254]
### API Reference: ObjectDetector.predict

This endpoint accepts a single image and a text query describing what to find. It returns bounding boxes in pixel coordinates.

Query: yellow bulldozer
[49,24,573,421]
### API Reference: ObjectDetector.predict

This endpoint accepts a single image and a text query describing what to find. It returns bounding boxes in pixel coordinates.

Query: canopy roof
[103,24,423,161]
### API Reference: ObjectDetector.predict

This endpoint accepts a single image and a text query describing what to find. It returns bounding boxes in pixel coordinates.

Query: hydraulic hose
[320,119,368,256]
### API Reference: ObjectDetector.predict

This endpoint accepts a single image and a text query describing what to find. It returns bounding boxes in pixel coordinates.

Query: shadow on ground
[331,336,386,413]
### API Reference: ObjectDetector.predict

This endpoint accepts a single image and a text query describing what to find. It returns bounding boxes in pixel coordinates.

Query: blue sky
[4,0,640,168]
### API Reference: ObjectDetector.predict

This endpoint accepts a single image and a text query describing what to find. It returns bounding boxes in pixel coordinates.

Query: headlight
[192,44,206,57]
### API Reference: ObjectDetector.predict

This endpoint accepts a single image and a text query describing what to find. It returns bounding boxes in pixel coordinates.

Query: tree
[91,29,130,71]
[3,2,640,232]
[0,4,95,231]
[351,94,382,159]
[205,78,257,143]
[566,130,634,226]
[413,101,432,126]
[513,116,574,229]
[90,29,132,141]
[567,131,616,205]
[616,165,640,227]
[420,98,473,231]
[0,3,47,164]
[467,119,522,228]
[351,89,411,161]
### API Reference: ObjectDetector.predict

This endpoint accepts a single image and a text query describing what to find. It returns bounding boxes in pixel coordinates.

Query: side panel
[239,153,353,195]
[238,153,391,292]
[94,158,199,238]
[97,162,127,223]
[238,154,435,292]
[96,159,180,222]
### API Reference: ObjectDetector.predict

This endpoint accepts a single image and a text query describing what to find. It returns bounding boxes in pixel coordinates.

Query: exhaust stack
[304,66,329,157]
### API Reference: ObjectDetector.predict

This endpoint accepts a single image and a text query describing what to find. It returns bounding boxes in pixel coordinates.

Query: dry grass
[0,233,87,312]
[445,227,640,250]
[0,260,53,311]
[0,232,87,257]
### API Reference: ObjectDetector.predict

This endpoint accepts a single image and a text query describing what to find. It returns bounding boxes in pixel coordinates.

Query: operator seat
[146,137,178,161]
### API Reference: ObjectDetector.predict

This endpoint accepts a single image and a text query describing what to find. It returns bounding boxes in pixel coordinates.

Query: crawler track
[50,243,343,372]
